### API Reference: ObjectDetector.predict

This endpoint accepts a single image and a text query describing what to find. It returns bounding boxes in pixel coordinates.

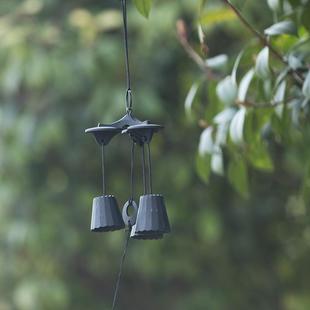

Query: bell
[91,195,125,232]
[130,224,163,240]
[134,194,170,236]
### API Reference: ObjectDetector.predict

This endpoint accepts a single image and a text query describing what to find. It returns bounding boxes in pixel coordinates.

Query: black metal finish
[91,195,125,232]
[134,194,171,237]
[122,200,138,226]
[130,224,163,240]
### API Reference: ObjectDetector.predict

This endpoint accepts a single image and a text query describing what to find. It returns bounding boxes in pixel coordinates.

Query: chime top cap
[85,126,122,145]
[126,123,163,132]
[124,123,163,144]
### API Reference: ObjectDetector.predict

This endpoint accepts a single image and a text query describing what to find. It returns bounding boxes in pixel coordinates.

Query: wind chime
[85,1,170,240]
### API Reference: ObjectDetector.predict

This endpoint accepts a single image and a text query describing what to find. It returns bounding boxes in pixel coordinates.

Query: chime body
[86,115,170,239]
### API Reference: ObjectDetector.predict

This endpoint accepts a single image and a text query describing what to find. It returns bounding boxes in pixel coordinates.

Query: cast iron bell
[91,195,125,232]
[134,194,171,235]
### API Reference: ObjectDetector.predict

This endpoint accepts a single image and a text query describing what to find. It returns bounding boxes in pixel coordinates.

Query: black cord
[121,0,132,113]
[147,143,153,194]
[101,144,106,195]
[111,227,131,310]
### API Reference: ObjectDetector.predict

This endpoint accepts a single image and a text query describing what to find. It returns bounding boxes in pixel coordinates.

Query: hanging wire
[141,144,147,194]
[101,144,106,195]
[111,226,131,310]
[121,0,132,113]
[147,143,153,194]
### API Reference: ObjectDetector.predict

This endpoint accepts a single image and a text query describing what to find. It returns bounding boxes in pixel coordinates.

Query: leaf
[205,54,228,70]
[229,107,246,145]
[214,107,236,125]
[247,140,274,172]
[267,0,281,11]
[273,80,286,103]
[199,127,214,155]
[215,123,230,146]
[196,154,211,184]
[301,7,310,32]
[211,147,224,176]
[228,158,249,198]
[216,76,238,105]
[185,82,200,116]
[302,70,310,100]
[238,68,255,102]
[200,8,236,26]
[264,20,298,36]
[288,54,303,70]
[255,47,270,79]
[133,0,152,18]
[232,50,244,83]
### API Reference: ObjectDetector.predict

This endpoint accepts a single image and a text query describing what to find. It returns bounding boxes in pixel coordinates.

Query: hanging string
[147,143,153,194]
[101,144,106,195]
[121,0,132,113]
[111,226,131,310]
[141,144,147,194]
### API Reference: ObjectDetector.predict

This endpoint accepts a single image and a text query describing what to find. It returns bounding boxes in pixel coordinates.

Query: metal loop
[126,89,132,112]
[122,200,138,226]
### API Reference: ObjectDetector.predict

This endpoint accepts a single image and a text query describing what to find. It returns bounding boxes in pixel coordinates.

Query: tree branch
[222,0,304,85]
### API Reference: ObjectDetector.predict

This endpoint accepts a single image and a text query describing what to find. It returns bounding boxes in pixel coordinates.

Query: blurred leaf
[196,154,211,184]
[205,54,228,70]
[229,107,246,145]
[238,68,255,102]
[185,81,200,116]
[247,139,274,171]
[288,53,303,70]
[302,70,310,99]
[133,0,152,18]
[211,147,224,176]
[228,158,249,198]
[232,50,244,83]
[267,0,281,11]
[301,7,310,32]
[273,80,286,103]
[199,8,236,26]
[255,47,270,79]
[214,107,236,125]
[216,76,238,105]
[264,21,298,36]
[199,127,214,155]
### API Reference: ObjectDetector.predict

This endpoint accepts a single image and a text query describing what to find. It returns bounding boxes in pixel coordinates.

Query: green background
[0,0,310,309]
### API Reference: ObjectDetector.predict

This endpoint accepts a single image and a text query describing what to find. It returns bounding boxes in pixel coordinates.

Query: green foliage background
[0,0,310,309]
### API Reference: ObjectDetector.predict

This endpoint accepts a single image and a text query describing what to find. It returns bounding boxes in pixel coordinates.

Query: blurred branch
[222,0,304,85]
[176,20,218,80]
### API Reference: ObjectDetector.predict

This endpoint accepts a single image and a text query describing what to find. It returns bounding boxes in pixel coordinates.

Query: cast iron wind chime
[85,0,170,308]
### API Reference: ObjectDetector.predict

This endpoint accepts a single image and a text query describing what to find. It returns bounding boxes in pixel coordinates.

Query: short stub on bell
[134,194,171,238]
[122,200,138,227]
[85,126,122,146]
[124,123,163,145]
[91,195,125,232]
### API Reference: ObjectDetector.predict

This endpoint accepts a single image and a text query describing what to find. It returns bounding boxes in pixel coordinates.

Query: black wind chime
[85,0,170,308]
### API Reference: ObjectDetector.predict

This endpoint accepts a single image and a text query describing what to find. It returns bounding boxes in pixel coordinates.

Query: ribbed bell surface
[91,195,125,232]
[134,194,170,236]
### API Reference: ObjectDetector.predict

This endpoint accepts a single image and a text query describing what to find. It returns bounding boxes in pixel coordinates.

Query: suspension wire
[130,141,135,202]
[141,144,147,194]
[121,0,132,113]
[101,144,106,195]
[111,226,131,310]
[147,143,153,194]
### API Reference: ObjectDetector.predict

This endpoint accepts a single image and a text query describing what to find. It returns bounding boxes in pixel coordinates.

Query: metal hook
[126,89,133,113]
